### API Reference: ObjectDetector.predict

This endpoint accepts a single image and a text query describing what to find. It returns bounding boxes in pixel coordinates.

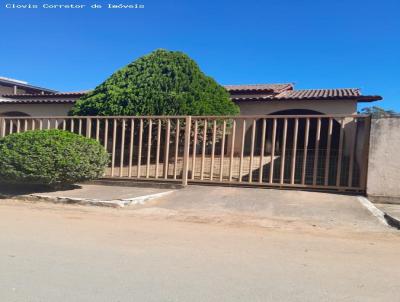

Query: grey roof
[0,92,86,104]
[0,78,57,94]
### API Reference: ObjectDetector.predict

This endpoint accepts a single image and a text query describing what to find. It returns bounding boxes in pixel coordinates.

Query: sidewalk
[1,183,176,207]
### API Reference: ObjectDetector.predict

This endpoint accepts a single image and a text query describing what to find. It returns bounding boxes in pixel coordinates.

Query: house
[0,78,382,117]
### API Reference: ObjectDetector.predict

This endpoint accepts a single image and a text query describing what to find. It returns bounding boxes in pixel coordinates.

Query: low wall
[367,117,400,203]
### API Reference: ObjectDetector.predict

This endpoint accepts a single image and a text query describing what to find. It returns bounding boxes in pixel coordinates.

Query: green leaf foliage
[0,130,109,186]
[360,106,398,118]
[70,49,239,116]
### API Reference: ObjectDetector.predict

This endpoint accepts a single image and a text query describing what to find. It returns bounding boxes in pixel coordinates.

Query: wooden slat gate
[0,114,371,192]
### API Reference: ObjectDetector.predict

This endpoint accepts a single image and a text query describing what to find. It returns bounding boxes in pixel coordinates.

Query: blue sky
[1,0,399,110]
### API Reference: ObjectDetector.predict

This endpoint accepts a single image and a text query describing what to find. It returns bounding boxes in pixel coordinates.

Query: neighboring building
[0,79,382,117]
[0,77,56,96]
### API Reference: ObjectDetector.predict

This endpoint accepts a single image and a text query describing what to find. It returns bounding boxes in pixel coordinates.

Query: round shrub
[0,129,109,186]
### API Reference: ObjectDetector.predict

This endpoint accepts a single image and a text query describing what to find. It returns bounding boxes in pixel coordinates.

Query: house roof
[0,92,86,104]
[231,88,382,103]
[0,92,87,104]
[0,77,57,94]
[224,83,293,93]
[0,85,382,104]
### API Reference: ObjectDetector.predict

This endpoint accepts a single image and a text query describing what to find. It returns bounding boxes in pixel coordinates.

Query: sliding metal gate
[0,114,371,192]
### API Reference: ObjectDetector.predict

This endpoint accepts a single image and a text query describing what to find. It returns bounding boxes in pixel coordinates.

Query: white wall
[367,117,400,202]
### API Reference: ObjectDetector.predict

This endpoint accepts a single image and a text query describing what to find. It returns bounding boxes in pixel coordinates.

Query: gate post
[86,117,92,138]
[182,116,192,186]
[360,115,372,191]
[0,118,5,138]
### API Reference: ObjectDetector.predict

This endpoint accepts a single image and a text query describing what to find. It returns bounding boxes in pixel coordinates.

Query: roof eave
[232,96,383,102]
[0,79,58,93]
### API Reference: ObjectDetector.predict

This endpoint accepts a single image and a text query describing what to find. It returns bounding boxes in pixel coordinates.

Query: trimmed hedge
[0,129,109,186]
[70,49,240,116]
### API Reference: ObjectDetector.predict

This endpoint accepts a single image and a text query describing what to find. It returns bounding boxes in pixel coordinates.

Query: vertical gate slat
[312,118,321,186]
[301,118,310,184]
[290,118,299,184]
[336,118,345,187]
[1,118,5,137]
[96,119,100,141]
[9,120,13,134]
[200,120,207,180]
[269,118,277,184]
[182,116,192,185]
[229,119,236,182]
[111,119,117,177]
[279,118,288,184]
[146,119,152,178]
[239,119,246,182]
[219,120,226,181]
[347,118,357,187]
[120,119,126,177]
[173,119,180,179]
[324,118,333,186]
[191,119,198,180]
[164,119,171,179]
[156,119,162,179]
[259,118,267,183]
[210,120,217,181]
[137,119,143,178]
[128,119,135,178]
[249,119,256,183]
[86,118,92,138]
[104,119,108,150]
[78,119,82,135]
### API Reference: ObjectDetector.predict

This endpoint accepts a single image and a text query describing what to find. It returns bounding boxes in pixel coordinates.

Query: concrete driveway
[130,185,390,233]
[0,196,399,302]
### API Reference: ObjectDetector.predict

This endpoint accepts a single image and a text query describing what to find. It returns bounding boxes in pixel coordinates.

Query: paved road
[0,199,399,302]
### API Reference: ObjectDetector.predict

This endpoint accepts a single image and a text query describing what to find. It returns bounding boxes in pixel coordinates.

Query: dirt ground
[0,197,399,302]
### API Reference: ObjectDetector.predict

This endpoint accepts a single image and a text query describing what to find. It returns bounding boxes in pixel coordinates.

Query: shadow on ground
[0,183,81,197]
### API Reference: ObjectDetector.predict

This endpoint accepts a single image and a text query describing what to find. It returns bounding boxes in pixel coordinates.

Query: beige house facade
[0,79,381,118]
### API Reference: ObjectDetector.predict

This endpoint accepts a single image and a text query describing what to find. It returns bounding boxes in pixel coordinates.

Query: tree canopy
[360,106,398,118]
[70,49,239,116]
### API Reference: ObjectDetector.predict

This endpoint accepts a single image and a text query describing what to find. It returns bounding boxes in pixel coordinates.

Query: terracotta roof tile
[0,97,77,104]
[232,88,382,102]
[224,83,293,93]
[2,92,87,98]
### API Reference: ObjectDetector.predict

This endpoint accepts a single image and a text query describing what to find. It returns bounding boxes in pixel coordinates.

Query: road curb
[357,196,400,230]
[357,196,389,226]
[383,213,400,230]
[0,190,175,208]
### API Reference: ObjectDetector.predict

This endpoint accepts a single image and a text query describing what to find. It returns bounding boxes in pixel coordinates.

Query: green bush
[0,130,109,186]
[70,49,240,116]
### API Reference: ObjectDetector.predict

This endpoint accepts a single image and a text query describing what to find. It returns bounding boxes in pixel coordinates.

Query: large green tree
[70,49,239,116]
